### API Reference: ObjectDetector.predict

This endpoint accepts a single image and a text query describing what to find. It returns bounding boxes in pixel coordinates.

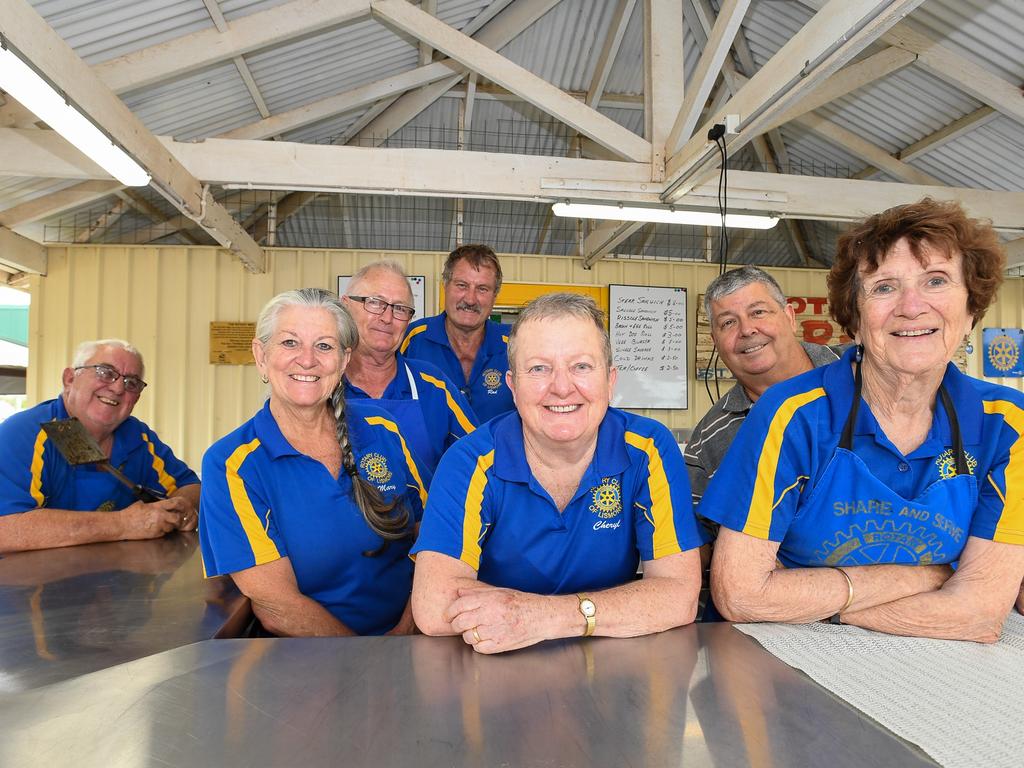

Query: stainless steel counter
[0,532,248,692]
[0,624,935,767]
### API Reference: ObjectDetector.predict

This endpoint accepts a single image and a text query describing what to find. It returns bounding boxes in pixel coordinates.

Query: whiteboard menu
[609,284,687,409]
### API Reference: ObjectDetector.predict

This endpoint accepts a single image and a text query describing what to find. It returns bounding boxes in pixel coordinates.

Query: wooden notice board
[210,322,256,364]
[609,284,687,409]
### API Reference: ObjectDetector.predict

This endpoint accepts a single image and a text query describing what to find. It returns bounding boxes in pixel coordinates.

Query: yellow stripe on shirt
[460,450,494,571]
[141,432,178,495]
[399,324,427,354]
[625,431,682,558]
[363,415,428,508]
[744,388,827,539]
[225,438,280,565]
[983,399,1024,544]
[418,372,476,434]
[29,429,47,507]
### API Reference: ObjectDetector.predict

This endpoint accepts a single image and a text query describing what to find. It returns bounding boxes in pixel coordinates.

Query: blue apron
[778,359,977,568]
[701,361,977,622]
[373,364,439,472]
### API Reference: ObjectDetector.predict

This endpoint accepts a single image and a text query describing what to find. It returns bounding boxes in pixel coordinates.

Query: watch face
[580,599,596,617]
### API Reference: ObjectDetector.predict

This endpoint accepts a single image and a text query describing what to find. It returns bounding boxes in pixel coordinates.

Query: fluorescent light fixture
[0,45,150,187]
[552,201,779,230]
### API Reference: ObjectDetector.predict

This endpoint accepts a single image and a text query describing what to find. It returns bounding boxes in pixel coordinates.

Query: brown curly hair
[827,198,1005,337]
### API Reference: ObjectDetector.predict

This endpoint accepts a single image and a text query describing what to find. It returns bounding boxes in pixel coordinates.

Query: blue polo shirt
[699,347,1024,566]
[401,313,514,423]
[0,396,198,515]
[343,353,477,473]
[199,400,430,636]
[412,408,706,594]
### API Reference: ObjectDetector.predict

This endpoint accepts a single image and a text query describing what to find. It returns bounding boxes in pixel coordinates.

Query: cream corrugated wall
[27,245,1024,473]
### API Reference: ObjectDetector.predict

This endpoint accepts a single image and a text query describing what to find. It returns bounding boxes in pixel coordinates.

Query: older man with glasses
[0,339,200,552]
[342,261,477,473]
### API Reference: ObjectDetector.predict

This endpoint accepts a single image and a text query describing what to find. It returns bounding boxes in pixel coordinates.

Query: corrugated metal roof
[7,0,1024,269]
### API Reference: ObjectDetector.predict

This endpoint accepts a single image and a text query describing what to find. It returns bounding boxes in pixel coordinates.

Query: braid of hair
[333,390,411,544]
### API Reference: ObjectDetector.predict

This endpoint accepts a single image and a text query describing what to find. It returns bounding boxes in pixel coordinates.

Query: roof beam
[0,128,108,179]
[587,0,637,107]
[217,61,461,140]
[644,0,685,176]
[0,0,265,271]
[0,181,122,228]
[581,221,642,268]
[161,138,1024,232]
[370,0,651,162]
[201,0,272,120]
[662,0,927,202]
[667,0,750,153]
[249,0,564,240]
[762,46,917,132]
[92,0,371,94]
[0,226,46,274]
[798,0,1024,127]
[793,114,943,185]
[854,106,1000,179]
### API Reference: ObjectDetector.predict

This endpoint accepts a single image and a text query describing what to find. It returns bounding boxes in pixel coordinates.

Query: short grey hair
[704,266,787,324]
[71,339,144,375]
[346,260,412,302]
[508,293,612,374]
[255,288,358,351]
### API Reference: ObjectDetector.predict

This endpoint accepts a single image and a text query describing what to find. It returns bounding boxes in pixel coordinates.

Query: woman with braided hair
[199,288,429,636]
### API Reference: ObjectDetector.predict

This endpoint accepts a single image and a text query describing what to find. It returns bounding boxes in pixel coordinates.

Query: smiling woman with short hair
[410,293,705,654]
[701,198,1024,642]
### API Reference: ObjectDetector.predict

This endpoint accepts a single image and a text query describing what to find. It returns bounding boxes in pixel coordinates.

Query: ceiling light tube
[552,201,779,230]
[0,45,150,187]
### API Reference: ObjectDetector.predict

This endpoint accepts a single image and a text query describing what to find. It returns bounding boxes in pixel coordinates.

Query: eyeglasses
[347,295,416,321]
[75,364,148,394]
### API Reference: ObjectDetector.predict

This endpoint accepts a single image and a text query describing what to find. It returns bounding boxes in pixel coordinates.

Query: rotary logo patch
[589,477,622,519]
[483,368,503,392]
[359,452,392,483]
[935,449,978,479]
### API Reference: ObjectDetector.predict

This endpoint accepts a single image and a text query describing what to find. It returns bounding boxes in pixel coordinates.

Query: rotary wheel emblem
[987,334,1019,373]
[359,452,392,483]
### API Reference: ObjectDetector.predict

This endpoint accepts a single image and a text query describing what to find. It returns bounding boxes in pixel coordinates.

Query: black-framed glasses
[75,364,148,394]
[347,295,416,321]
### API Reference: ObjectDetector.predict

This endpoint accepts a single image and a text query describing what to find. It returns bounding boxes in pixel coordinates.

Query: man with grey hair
[685,267,838,524]
[342,260,477,473]
[0,339,200,552]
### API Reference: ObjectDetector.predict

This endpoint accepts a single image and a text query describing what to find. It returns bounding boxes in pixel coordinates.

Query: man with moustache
[685,267,839,530]
[0,339,200,552]
[401,244,514,424]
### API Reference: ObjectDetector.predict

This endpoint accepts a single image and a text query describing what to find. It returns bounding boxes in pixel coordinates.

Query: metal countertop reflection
[0,624,935,767]
[0,532,248,692]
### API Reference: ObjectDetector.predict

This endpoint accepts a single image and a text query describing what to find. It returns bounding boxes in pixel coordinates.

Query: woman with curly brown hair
[700,198,1024,642]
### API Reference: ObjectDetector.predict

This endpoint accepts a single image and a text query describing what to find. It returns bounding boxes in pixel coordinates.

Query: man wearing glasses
[401,244,514,424]
[0,339,200,552]
[343,260,477,473]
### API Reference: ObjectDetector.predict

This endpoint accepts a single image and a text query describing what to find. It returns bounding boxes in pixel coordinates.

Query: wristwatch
[577,594,597,637]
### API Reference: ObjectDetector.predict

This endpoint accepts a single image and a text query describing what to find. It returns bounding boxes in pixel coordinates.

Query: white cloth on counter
[736,612,1024,768]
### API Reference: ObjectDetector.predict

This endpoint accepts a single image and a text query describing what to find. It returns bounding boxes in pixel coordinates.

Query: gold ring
[472,628,482,643]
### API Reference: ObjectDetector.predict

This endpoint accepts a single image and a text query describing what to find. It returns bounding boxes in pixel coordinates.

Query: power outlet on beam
[724,114,741,135]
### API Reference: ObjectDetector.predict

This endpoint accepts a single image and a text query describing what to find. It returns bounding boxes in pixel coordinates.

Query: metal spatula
[41,418,167,503]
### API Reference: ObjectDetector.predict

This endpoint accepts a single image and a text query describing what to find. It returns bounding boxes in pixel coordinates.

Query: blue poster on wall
[983,328,1024,377]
